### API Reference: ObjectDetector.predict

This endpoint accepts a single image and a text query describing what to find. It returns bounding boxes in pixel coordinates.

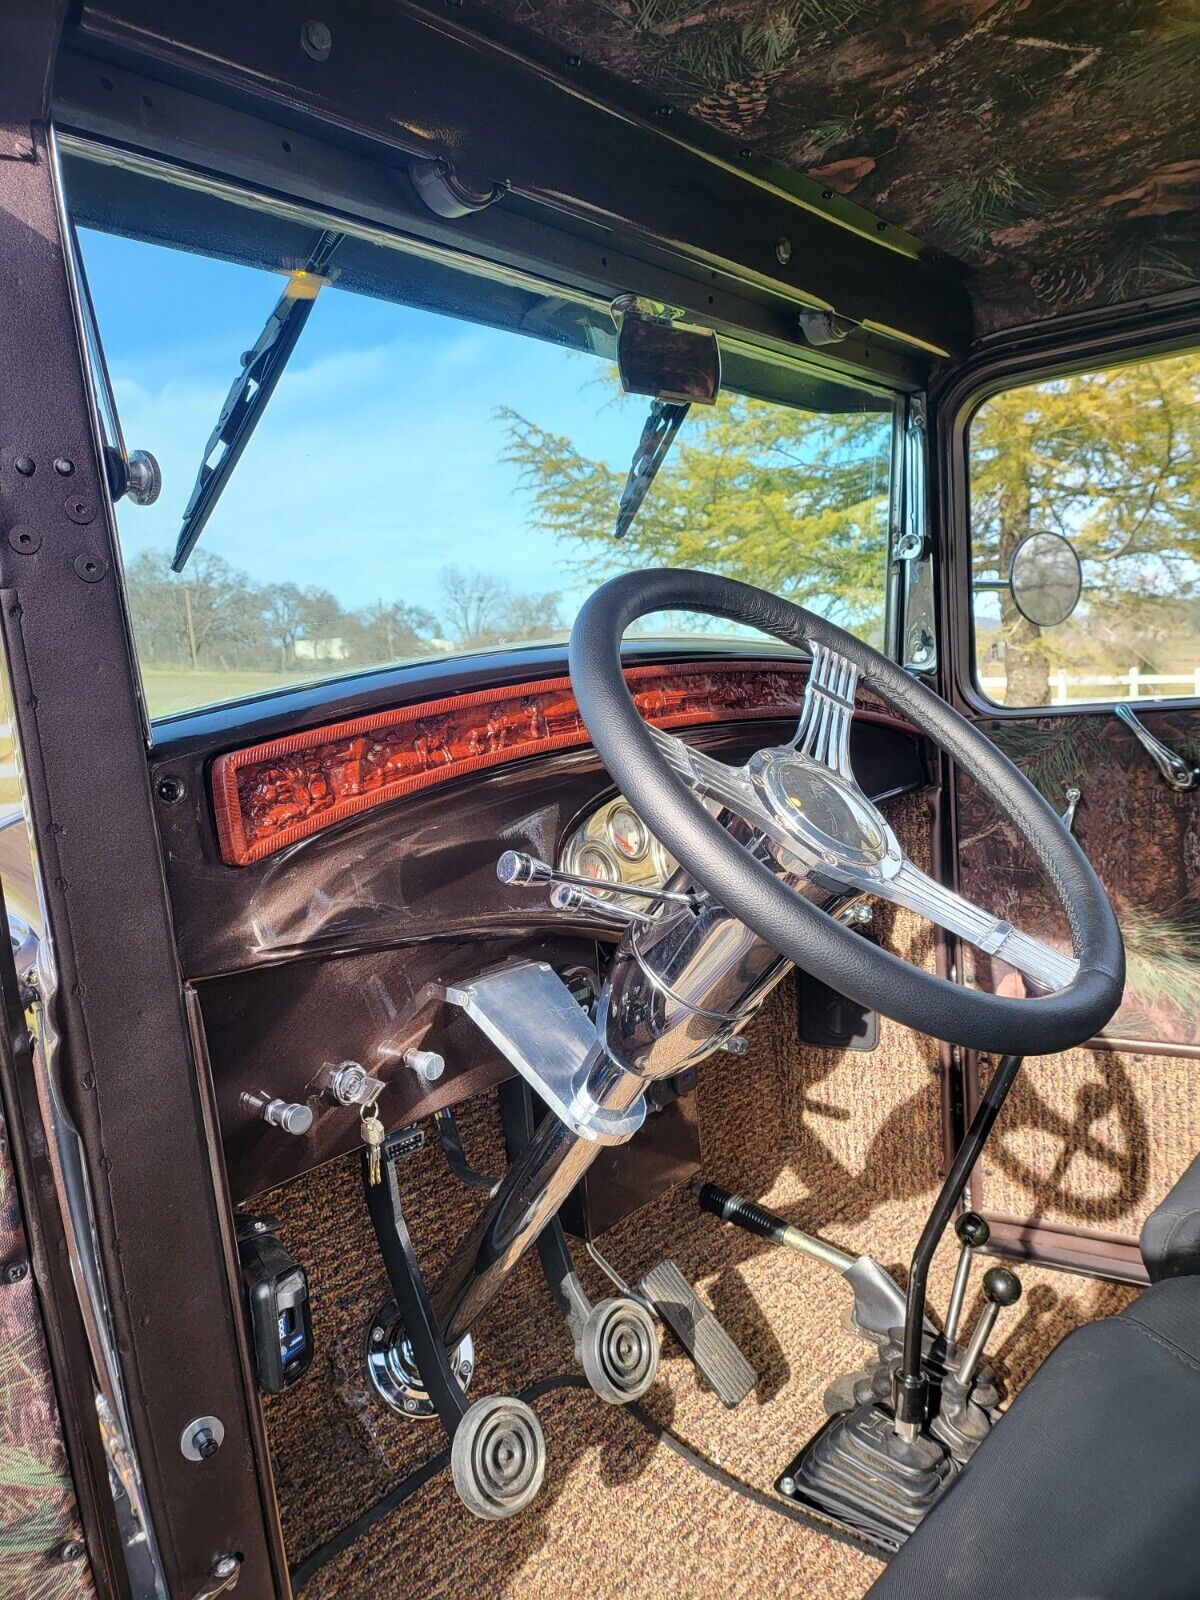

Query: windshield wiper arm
[171,228,344,572]
[613,399,689,539]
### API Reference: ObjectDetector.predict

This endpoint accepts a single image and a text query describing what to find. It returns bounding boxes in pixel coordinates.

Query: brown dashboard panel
[211,660,909,866]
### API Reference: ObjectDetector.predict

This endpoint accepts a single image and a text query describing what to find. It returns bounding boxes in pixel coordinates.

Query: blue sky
[80,227,645,627]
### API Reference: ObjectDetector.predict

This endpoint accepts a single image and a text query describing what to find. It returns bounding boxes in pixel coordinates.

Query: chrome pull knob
[548,881,652,927]
[125,448,162,506]
[497,849,551,887]
[404,1047,445,1083]
[1060,786,1081,832]
[241,1091,313,1136]
[1114,705,1198,792]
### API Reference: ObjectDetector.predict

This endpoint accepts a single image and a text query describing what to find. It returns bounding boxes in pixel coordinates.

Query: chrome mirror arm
[1114,704,1198,792]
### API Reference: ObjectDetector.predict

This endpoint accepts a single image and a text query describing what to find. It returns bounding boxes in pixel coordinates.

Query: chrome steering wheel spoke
[870,857,1079,993]
[648,641,1078,995]
[647,724,762,816]
[790,641,859,780]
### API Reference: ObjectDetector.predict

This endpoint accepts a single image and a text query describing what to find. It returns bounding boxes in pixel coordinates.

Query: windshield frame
[58,133,909,734]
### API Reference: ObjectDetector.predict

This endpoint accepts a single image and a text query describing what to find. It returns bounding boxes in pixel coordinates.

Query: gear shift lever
[956,1266,1021,1391]
[944,1212,990,1353]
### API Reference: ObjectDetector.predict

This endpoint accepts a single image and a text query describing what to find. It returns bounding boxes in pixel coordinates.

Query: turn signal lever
[497,849,695,912]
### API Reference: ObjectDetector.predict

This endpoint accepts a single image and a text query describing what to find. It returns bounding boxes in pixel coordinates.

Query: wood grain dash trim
[210,660,911,866]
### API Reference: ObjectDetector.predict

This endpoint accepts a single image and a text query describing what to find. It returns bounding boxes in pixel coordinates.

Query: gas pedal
[638,1260,757,1409]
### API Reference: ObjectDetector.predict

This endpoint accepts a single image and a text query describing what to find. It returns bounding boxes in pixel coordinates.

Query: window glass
[74,225,895,720]
[969,349,1200,708]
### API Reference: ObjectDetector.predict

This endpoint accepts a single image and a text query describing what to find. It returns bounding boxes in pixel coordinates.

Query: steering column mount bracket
[433,963,647,1144]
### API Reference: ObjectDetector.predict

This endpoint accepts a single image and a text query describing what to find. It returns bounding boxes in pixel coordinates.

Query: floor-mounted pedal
[638,1259,756,1409]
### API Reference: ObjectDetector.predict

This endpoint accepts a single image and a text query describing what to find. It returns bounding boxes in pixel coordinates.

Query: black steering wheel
[569,569,1124,1057]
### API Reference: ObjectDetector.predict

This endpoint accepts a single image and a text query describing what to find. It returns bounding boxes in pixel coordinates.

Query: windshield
[72,223,897,720]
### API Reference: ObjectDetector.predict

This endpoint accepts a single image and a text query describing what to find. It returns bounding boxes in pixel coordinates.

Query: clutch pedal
[639,1259,756,1409]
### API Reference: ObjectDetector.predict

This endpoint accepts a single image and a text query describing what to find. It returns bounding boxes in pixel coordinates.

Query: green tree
[500,390,893,642]
[971,350,1200,705]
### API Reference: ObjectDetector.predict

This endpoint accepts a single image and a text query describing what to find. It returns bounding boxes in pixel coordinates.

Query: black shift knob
[982,1266,1022,1307]
[955,1212,990,1249]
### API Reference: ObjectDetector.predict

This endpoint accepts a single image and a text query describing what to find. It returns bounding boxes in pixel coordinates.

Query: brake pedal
[638,1260,756,1409]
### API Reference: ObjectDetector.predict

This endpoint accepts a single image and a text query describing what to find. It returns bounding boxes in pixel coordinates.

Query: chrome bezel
[607,803,649,862]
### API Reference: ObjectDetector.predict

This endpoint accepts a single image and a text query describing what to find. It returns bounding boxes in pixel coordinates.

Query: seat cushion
[866,1277,1200,1600]
[1141,1153,1200,1282]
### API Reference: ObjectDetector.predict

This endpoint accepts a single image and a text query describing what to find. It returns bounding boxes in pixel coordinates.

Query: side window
[968,349,1199,708]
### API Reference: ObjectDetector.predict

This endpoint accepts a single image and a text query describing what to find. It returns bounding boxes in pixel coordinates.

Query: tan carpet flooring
[260,974,1131,1599]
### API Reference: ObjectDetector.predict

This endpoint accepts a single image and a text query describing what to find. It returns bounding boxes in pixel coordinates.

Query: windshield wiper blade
[613,399,689,539]
[171,229,344,572]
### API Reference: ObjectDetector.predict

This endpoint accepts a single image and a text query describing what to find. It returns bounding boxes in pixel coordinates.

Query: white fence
[979,667,1200,704]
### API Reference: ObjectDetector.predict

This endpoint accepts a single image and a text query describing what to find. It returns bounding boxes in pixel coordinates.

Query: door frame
[928,295,1200,1282]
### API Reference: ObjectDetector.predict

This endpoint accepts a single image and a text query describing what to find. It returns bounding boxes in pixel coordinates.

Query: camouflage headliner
[477,0,1200,333]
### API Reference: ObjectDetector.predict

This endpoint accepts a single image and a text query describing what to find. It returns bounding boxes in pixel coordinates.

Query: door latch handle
[1114,705,1198,792]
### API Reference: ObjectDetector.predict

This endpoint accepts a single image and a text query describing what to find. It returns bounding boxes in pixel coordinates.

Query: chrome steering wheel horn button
[748,748,894,873]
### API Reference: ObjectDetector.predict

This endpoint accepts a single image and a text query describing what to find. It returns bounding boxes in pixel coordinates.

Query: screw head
[181,1414,224,1461]
[57,1539,86,1563]
[156,775,185,805]
[300,19,332,59]
[371,1326,386,1345]
[14,456,35,477]
[8,526,40,554]
[53,458,74,476]
[73,553,105,582]
[3,1260,29,1284]
[775,236,792,265]
[779,1475,796,1496]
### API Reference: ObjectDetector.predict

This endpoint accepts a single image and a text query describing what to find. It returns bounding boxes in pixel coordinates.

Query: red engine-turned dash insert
[210,660,901,867]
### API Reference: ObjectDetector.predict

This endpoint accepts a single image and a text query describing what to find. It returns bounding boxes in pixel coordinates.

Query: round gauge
[572,843,619,884]
[607,804,649,863]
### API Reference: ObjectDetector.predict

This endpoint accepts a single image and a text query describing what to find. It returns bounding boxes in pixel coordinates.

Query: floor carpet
[258,797,1134,1598]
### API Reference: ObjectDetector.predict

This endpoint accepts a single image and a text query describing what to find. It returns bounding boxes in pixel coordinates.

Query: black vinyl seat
[867,1155,1200,1600]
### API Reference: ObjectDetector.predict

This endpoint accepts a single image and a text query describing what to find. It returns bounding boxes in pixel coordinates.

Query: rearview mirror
[1009,531,1082,628]
[612,296,721,404]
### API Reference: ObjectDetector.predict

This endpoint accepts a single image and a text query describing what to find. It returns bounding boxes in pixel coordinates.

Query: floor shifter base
[778,1402,958,1550]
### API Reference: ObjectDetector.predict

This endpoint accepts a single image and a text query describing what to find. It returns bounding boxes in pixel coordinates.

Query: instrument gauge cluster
[560,795,676,901]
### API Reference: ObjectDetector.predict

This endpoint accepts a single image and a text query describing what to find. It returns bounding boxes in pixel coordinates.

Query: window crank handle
[1114,705,1198,792]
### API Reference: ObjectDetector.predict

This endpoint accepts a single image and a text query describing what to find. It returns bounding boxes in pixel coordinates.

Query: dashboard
[146,647,930,1201]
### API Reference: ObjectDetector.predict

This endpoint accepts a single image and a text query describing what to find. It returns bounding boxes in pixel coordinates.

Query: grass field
[142,666,315,719]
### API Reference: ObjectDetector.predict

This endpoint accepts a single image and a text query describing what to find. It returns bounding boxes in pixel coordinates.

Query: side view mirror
[612,295,721,403]
[1008,531,1082,627]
